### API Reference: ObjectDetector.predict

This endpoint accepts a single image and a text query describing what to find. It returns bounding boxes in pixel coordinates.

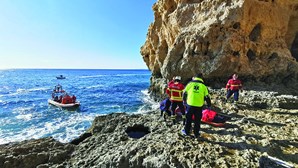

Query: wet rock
[0,137,74,168]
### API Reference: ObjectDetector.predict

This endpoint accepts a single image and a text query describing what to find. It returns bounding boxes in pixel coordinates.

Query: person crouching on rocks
[166,76,186,125]
[159,97,171,121]
[182,73,211,139]
[226,73,243,104]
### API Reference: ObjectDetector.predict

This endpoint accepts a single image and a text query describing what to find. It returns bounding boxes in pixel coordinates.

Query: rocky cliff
[141,0,298,96]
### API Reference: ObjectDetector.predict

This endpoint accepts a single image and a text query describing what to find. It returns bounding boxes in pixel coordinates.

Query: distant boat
[56,75,66,79]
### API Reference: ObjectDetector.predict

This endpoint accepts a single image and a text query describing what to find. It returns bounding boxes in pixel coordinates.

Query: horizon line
[0,68,150,70]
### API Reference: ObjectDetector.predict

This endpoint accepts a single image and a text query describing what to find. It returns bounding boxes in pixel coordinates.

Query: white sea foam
[50,114,95,143]
[79,75,107,79]
[134,89,159,114]
[85,84,104,89]
[0,113,96,145]
[15,114,33,121]
[103,104,121,108]
[17,87,48,93]
[12,106,34,114]
[6,87,49,97]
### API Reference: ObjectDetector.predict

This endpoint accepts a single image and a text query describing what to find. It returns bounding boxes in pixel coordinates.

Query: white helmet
[174,76,181,80]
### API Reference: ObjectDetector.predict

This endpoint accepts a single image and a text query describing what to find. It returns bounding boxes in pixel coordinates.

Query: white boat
[48,99,80,108]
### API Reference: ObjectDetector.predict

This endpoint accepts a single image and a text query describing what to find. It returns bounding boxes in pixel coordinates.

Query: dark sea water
[0,69,157,144]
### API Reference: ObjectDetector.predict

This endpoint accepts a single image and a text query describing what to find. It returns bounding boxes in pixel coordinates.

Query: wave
[85,84,105,89]
[15,114,33,121]
[0,113,95,145]
[133,89,159,114]
[0,98,45,106]
[17,87,49,93]
[0,87,50,98]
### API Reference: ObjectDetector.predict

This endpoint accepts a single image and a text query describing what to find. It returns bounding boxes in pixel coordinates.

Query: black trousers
[170,101,185,116]
[184,105,203,137]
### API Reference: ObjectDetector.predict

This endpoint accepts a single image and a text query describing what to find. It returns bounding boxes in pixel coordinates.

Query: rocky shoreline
[0,89,297,168]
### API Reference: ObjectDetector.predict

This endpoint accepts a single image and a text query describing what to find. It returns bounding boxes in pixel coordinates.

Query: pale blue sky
[0,0,156,69]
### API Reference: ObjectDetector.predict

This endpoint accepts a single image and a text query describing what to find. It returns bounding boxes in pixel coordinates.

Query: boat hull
[48,99,80,108]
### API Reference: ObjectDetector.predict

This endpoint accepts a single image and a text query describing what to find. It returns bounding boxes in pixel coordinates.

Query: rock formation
[141,0,298,96]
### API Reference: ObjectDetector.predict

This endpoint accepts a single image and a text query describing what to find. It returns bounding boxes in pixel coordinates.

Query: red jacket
[166,82,184,102]
[226,79,242,91]
[202,109,217,122]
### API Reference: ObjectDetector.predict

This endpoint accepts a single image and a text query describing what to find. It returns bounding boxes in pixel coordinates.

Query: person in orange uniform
[166,76,186,125]
[226,74,243,104]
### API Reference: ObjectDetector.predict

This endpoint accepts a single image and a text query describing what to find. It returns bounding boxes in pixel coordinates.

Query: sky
[0,0,156,69]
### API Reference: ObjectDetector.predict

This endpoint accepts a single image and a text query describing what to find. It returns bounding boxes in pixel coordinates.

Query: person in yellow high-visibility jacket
[181,73,211,139]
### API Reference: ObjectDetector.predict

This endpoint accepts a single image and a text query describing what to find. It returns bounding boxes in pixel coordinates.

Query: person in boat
[59,95,63,103]
[160,98,171,120]
[226,73,243,104]
[54,95,59,102]
[166,76,186,125]
[54,84,62,93]
[182,73,211,139]
[72,95,76,103]
[62,93,74,104]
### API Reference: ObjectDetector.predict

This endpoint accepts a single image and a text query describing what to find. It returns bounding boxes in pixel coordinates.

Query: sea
[0,69,158,145]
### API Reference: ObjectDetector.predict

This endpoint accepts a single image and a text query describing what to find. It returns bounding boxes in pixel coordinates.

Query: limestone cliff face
[141,0,298,96]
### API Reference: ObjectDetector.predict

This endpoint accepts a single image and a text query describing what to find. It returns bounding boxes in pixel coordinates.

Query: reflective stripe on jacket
[167,82,184,102]
[226,79,242,90]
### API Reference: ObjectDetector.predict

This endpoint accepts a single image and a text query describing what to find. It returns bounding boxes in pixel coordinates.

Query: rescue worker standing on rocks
[166,76,186,125]
[226,73,243,104]
[182,73,211,139]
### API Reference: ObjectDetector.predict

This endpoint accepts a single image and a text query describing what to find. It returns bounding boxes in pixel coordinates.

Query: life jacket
[62,95,72,104]
[167,82,184,102]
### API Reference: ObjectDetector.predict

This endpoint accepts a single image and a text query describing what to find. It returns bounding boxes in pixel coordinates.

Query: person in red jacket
[166,76,185,125]
[167,76,175,87]
[226,74,243,104]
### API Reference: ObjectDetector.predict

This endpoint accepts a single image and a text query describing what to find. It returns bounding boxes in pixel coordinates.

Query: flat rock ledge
[0,90,297,168]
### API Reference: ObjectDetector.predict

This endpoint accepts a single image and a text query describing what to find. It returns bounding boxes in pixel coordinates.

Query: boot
[163,113,167,121]
[171,115,176,125]
[182,115,186,125]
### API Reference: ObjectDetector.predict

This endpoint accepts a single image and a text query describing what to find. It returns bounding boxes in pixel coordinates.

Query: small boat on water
[48,99,80,108]
[56,75,66,79]
[48,84,80,109]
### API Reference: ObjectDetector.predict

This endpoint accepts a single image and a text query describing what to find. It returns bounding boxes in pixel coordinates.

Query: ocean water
[0,69,158,145]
